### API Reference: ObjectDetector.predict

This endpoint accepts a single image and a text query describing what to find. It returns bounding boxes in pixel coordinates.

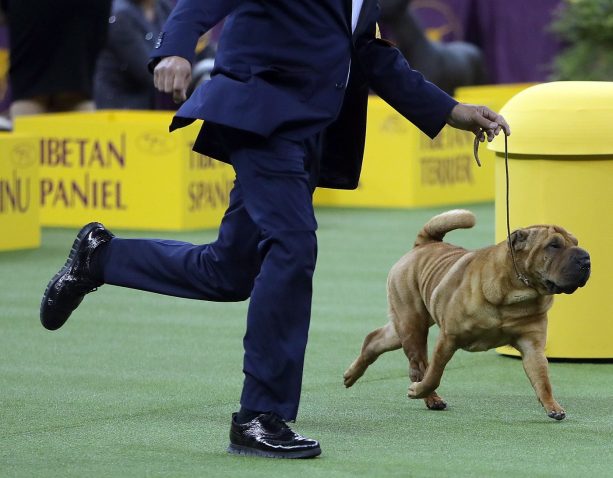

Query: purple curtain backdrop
[408,0,564,83]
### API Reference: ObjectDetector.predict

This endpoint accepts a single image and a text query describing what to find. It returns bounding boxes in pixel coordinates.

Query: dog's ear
[510,229,529,251]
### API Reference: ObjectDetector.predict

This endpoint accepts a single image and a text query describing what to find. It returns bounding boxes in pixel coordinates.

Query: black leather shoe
[228,412,321,459]
[40,222,114,331]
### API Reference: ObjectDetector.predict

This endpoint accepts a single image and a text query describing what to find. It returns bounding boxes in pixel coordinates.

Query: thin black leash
[473,131,531,287]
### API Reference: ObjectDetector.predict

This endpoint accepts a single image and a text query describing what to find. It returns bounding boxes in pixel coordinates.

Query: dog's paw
[545,400,566,420]
[547,409,566,420]
[343,370,357,388]
[408,382,426,399]
[425,395,447,410]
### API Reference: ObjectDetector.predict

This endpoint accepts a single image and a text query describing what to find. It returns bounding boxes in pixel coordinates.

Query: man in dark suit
[41,0,510,459]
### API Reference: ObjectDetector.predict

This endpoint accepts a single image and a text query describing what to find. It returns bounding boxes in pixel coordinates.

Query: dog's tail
[414,209,476,247]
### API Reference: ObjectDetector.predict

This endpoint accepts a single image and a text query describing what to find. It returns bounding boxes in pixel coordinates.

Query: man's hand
[447,103,511,142]
[153,56,192,104]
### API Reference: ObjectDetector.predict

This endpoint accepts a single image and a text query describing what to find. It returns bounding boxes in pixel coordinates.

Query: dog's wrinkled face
[510,226,591,295]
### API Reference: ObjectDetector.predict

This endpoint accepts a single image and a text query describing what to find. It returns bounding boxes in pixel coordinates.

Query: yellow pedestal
[0,133,40,251]
[490,82,613,359]
[314,83,531,208]
[14,111,234,231]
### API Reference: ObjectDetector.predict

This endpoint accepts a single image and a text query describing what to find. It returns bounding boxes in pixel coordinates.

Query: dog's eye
[547,242,561,249]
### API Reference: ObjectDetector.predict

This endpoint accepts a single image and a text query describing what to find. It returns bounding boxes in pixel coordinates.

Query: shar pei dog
[343,210,591,420]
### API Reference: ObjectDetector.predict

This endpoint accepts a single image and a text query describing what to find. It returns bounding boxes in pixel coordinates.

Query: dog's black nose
[576,251,591,271]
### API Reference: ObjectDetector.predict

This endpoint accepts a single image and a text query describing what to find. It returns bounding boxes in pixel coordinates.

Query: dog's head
[509,225,591,295]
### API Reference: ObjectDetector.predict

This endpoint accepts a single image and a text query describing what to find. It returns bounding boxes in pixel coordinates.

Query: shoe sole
[40,222,103,331]
[227,443,321,459]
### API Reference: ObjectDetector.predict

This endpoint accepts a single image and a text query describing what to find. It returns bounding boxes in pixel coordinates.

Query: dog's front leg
[408,334,456,399]
[515,334,566,420]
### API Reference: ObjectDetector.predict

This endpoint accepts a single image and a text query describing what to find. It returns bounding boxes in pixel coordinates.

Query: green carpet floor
[1,203,612,477]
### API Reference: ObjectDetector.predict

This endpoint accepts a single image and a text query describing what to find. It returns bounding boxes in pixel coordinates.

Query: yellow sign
[0,133,40,251]
[9,85,532,232]
[14,111,234,230]
[314,83,532,209]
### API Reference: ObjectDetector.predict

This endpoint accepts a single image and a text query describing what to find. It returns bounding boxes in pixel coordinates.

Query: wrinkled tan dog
[344,210,591,420]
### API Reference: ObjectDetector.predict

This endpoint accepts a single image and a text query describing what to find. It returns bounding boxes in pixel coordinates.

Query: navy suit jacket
[151,0,457,189]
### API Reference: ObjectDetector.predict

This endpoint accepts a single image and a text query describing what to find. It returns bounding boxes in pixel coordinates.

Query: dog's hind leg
[343,322,402,387]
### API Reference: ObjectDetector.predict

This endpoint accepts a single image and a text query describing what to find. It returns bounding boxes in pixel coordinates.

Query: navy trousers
[99,129,320,420]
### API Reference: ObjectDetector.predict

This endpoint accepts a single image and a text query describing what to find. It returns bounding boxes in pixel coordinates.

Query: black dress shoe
[40,222,114,331]
[228,412,321,459]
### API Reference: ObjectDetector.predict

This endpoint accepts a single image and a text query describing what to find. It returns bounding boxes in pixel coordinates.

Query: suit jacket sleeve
[354,32,458,139]
[151,0,241,64]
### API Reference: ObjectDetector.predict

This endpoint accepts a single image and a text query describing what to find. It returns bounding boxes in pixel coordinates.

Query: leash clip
[472,129,485,167]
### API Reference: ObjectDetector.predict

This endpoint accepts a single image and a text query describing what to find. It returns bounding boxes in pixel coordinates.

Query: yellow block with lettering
[0,133,40,251]
[14,111,234,230]
[314,84,532,208]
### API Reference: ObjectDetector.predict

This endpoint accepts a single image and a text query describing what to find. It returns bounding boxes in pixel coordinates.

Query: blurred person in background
[1,0,111,118]
[94,0,173,110]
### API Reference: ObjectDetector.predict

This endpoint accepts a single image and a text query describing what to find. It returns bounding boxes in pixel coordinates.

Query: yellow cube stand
[14,111,234,231]
[314,83,531,209]
[489,82,613,359]
[0,133,40,251]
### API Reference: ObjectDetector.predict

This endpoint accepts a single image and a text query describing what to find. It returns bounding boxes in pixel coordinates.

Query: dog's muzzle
[546,249,591,294]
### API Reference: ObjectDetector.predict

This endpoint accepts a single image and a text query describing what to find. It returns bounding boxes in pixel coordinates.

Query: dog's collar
[515,269,532,288]
[506,248,532,288]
